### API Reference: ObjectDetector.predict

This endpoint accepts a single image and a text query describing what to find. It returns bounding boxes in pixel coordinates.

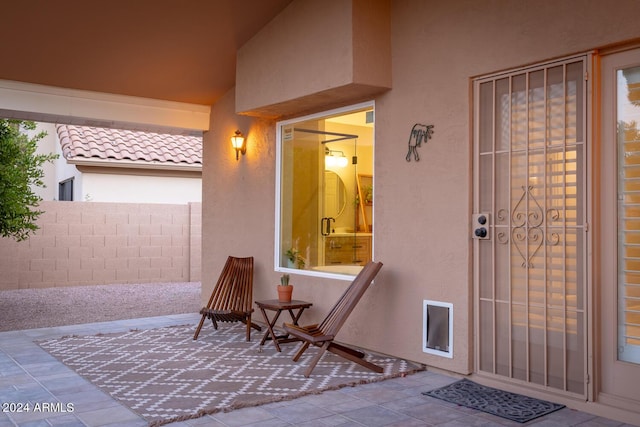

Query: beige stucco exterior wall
[202,90,278,302]
[204,89,389,363]
[374,0,640,374]
[26,121,203,205]
[236,0,391,117]
[0,201,201,290]
[80,173,202,204]
[29,122,58,201]
[204,0,640,377]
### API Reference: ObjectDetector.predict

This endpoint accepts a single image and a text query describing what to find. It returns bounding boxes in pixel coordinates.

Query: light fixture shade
[231,130,245,149]
[231,130,246,160]
[336,156,348,167]
[325,149,348,168]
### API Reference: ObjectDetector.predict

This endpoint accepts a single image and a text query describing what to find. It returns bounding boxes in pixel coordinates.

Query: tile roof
[56,124,202,167]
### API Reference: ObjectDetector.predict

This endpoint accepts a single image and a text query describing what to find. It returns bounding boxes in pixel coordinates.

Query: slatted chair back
[318,261,383,339]
[283,261,384,377]
[205,256,254,313]
[193,256,260,341]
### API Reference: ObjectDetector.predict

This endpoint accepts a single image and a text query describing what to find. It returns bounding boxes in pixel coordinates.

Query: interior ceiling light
[325,148,348,167]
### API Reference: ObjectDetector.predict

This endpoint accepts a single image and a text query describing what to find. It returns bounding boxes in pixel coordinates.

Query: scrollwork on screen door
[496,185,561,268]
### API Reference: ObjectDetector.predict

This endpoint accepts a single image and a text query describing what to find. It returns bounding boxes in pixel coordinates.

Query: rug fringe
[35,324,196,344]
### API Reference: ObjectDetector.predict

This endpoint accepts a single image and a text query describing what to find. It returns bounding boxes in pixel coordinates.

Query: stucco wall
[29,122,59,201]
[236,0,391,117]
[204,0,640,378]
[0,201,201,290]
[202,91,278,303]
[376,0,640,375]
[81,173,202,204]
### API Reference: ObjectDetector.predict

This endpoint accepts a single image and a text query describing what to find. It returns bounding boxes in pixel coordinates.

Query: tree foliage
[0,120,57,241]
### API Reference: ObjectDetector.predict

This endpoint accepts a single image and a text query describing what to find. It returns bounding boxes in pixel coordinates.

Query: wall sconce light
[231,130,246,160]
[325,148,348,167]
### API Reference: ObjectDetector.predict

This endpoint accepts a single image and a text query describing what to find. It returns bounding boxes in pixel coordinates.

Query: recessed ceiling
[0,0,293,106]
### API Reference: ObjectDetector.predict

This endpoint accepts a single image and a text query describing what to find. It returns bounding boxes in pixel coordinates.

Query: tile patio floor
[0,313,637,427]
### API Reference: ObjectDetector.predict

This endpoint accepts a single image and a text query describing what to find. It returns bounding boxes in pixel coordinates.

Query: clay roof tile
[55,124,202,166]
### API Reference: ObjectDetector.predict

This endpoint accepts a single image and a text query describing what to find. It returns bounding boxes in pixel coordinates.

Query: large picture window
[276,103,374,279]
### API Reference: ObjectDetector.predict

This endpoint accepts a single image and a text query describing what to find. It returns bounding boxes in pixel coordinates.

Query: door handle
[321,217,335,236]
[321,218,328,236]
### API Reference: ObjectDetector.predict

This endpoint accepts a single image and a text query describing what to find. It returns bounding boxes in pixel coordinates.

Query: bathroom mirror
[324,170,347,218]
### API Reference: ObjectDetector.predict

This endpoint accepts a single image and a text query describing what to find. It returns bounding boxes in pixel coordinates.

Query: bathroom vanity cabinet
[324,234,372,266]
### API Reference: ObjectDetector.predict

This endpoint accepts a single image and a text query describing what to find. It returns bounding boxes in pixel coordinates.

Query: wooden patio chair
[283,261,383,377]
[193,256,261,341]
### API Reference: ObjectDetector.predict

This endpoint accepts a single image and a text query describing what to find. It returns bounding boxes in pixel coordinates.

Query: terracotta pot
[277,285,293,303]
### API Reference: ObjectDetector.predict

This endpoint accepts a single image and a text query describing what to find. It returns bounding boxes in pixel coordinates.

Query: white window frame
[274,101,375,281]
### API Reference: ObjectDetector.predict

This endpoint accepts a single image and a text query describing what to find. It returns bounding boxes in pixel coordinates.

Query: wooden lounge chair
[283,261,383,377]
[193,256,261,341]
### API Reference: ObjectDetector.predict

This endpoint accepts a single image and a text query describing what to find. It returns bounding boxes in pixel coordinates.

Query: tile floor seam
[1,349,69,427]
[306,400,373,427]
[307,392,426,427]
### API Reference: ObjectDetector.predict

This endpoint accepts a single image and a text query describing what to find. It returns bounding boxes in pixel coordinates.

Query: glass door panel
[617,65,640,364]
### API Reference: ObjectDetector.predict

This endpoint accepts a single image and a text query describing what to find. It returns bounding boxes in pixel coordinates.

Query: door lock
[472,213,490,240]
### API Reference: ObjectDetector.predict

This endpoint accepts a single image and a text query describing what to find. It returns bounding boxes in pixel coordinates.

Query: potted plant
[286,248,306,269]
[363,185,373,204]
[278,274,293,303]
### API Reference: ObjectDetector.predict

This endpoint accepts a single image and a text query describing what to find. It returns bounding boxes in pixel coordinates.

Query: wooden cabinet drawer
[324,236,371,265]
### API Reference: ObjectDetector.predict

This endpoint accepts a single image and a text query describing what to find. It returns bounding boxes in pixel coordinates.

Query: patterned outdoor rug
[422,378,565,423]
[39,323,423,426]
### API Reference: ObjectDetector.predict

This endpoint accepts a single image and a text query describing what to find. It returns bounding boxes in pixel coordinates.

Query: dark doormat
[422,378,565,423]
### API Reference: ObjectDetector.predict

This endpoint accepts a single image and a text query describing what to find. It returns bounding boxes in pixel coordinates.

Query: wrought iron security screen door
[473,56,588,397]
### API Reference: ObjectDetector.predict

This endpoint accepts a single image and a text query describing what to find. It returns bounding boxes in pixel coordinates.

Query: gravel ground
[0,282,201,331]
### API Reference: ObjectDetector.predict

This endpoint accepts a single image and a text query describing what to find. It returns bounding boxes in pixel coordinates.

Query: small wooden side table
[255,299,312,352]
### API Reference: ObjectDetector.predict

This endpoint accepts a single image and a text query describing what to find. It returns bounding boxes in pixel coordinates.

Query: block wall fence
[0,201,201,290]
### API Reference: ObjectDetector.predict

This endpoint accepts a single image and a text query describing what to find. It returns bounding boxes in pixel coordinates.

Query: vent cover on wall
[422,300,453,358]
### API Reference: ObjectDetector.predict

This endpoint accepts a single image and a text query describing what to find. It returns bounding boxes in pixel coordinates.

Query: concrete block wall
[0,201,202,290]
[188,203,202,282]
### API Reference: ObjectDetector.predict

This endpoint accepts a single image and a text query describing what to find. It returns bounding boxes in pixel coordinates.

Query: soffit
[0,0,293,106]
